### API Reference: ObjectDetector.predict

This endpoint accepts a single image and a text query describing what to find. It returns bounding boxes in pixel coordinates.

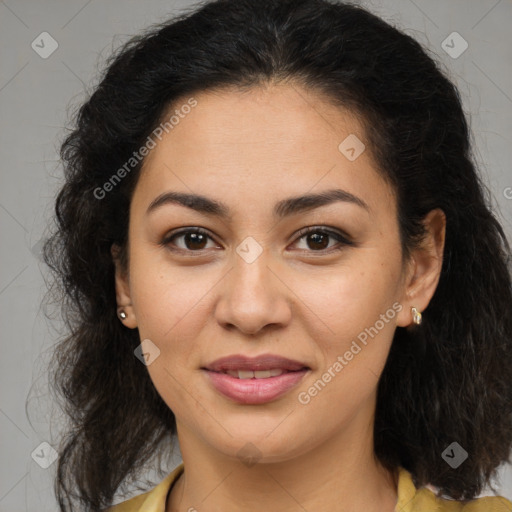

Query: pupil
[187,233,206,250]
[308,232,328,250]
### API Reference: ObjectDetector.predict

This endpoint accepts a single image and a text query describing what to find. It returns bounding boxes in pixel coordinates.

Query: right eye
[161,227,219,253]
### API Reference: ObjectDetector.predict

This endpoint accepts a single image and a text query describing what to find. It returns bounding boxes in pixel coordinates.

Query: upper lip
[203,354,309,372]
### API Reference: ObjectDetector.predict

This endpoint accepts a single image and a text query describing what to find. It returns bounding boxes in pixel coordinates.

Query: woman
[44,0,512,510]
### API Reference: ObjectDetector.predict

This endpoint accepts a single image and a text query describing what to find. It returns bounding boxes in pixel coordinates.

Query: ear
[111,243,138,329]
[396,208,446,327]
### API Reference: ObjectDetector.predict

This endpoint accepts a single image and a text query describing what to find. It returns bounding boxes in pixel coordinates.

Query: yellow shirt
[107,463,512,511]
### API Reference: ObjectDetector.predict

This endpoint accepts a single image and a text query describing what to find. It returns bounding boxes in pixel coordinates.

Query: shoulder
[104,493,147,512]
[458,496,512,511]
[396,467,512,512]
[104,463,185,512]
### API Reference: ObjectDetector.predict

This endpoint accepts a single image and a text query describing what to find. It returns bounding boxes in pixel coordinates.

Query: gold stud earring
[411,307,422,325]
[118,309,127,320]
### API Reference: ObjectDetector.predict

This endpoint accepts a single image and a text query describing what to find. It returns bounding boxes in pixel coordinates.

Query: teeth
[224,369,285,379]
[254,370,271,378]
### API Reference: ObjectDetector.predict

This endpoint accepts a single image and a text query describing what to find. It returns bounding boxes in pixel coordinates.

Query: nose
[214,252,292,336]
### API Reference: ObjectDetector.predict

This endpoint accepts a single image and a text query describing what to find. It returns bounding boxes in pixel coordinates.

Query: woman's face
[115,83,418,463]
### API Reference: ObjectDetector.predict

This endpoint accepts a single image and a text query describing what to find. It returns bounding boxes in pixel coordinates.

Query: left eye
[293,227,352,252]
[162,227,352,254]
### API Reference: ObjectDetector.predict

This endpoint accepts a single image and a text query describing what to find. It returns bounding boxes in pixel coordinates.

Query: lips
[201,354,310,404]
[202,354,309,374]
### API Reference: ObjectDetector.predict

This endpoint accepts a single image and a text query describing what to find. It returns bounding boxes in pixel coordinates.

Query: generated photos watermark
[297,301,403,405]
[93,97,198,200]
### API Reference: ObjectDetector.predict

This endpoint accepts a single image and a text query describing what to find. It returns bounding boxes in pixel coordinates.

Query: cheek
[129,264,211,414]
[291,259,400,396]
[129,249,212,339]
[294,261,400,339]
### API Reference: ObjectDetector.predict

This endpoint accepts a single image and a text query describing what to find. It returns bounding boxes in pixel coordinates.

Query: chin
[208,427,308,465]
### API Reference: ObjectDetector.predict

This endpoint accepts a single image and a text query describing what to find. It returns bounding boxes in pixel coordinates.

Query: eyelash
[161,226,353,255]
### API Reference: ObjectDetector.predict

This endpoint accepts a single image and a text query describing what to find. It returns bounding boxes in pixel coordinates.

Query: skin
[113,81,446,512]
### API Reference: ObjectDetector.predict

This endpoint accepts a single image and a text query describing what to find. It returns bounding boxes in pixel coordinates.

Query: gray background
[1,0,511,510]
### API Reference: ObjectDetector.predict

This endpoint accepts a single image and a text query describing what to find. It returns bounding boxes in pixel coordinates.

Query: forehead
[148,83,368,154]
[133,83,395,219]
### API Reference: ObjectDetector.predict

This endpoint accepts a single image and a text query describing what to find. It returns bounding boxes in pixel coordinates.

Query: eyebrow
[146,188,370,219]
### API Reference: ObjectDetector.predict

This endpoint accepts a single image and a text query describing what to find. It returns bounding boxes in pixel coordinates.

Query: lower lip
[203,369,309,405]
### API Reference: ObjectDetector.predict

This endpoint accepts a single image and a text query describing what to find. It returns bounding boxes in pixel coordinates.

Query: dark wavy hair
[43,0,512,509]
